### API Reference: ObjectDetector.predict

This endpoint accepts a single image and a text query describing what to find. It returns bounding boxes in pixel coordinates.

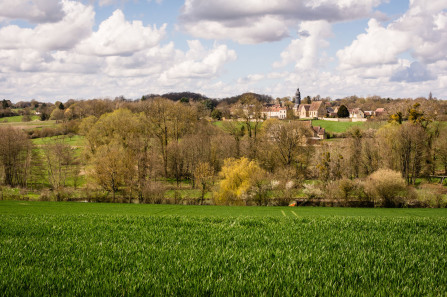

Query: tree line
[0,97,446,206]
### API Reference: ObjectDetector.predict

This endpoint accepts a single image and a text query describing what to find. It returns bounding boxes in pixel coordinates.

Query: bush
[141,181,166,204]
[302,183,324,200]
[215,157,267,206]
[365,169,407,207]
[416,185,447,208]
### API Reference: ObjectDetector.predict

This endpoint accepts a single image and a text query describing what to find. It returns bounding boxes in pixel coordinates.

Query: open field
[32,135,85,146]
[0,115,39,122]
[311,119,365,133]
[0,119,58,129]
[1,201,446,296]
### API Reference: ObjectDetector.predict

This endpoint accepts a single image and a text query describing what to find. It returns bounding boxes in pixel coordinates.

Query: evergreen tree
[337,105,349,118]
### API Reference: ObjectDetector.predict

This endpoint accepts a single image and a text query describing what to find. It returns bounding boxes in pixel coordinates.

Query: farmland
[1,201,446,296]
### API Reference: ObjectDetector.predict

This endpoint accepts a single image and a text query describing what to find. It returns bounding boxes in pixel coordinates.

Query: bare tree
[0,127,32,187]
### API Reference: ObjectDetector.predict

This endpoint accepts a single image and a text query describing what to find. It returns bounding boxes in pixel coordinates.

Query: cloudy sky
[0,0,446,102]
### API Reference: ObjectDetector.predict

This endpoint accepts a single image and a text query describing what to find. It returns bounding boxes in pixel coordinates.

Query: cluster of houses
[260,89,387,121]
[229,88,388,141]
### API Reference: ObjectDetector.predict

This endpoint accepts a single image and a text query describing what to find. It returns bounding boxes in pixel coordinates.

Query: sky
[0,0,446,102]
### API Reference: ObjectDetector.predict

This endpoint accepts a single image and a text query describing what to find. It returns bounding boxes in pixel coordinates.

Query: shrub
[365,169,407,207]
[302,183,324,200]
[141,181,166,204]
[215,157,267,206]
[416,185,447,208]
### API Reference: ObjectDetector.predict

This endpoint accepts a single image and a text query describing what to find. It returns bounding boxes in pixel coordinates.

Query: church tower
[295,88,301,105]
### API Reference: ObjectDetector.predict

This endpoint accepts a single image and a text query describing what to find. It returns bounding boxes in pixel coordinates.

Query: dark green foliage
[202,99,216,111]
[2,99,10,109]
[337,105,350,118]
[211,109,222,120]
[58,103,65,110]
[40,111,50,121]
[0,202,446,296]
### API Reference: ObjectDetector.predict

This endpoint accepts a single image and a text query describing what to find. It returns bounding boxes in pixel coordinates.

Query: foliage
[194,162,214,204]
[365,169,407,207]
[0,127,32,187]
[337,105,349,118]
[216,157,267,205]
[211,108,223,120]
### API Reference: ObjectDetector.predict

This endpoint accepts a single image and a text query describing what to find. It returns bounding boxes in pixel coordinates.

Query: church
[292,88,326,119]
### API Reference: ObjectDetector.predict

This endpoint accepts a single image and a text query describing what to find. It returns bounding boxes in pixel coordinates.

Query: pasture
[311,119,365,133]
[1,201,446,296]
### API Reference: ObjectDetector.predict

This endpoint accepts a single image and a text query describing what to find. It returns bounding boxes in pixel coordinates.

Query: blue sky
[0,0,446,102]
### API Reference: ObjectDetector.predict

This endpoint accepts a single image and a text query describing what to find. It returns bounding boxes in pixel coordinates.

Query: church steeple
[295,88,301,105]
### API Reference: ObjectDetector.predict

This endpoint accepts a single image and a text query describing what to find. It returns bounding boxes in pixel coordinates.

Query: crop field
[1,201,446,296]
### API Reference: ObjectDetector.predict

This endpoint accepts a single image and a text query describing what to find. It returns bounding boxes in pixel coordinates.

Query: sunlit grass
[0,201,446,296]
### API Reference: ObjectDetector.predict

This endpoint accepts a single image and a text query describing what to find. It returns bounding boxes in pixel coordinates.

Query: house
[312,125,326,140]
[364,110,375,117]
[326,107,337,117]
[349,108,365,119]
[294,104,310,118]
[308,101,326,118]
[262,105,287,119]
[302,120,326,140]
[375,108,386,117]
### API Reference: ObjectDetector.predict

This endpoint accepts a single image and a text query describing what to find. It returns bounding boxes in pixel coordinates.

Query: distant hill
[217,92,274,106]
[141,92,209,102]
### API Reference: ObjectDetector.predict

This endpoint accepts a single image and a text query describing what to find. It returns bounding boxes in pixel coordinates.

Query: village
[227,88,388,140]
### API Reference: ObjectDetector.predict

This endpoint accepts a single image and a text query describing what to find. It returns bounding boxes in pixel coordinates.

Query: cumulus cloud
[0,0,94,51]
[179,0,383,44]
[337,1,447,70]
[159,40,237,83]
[0,0,65,23]
[77,9,166,56]
[0,1,238,100]
[390,61,436,83]
[273,20,332,70]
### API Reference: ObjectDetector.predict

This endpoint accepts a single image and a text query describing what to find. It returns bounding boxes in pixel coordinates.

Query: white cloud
[390,61,436,83]
[274,20,332,70]
[77,9,166,56]
[0,0,94,51]
[179,0,383,44]
[337,19,411,69]
[0,0,65,23]
[159,40,237,83]
[337,1,447,73]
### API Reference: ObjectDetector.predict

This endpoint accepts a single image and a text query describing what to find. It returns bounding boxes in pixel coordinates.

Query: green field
[311,120,365,133]
[32,135,85,146]
[1,201,446,296]
[0,115,39,122]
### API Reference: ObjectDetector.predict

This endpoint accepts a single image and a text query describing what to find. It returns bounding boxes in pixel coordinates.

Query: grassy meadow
[311,119,365,133]
[1,201,446,296]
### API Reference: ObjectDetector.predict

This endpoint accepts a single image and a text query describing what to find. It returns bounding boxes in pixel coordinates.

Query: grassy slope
[0,119,58,129]
[32,135,85,146]
[1,201,446,296]
[311,119,364,133]
[0,115,39,122]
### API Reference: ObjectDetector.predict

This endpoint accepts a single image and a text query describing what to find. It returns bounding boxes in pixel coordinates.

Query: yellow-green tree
[89,144,135,202]
[194,162,214,204]
[82,109,148,201]
[216,157,267,205]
